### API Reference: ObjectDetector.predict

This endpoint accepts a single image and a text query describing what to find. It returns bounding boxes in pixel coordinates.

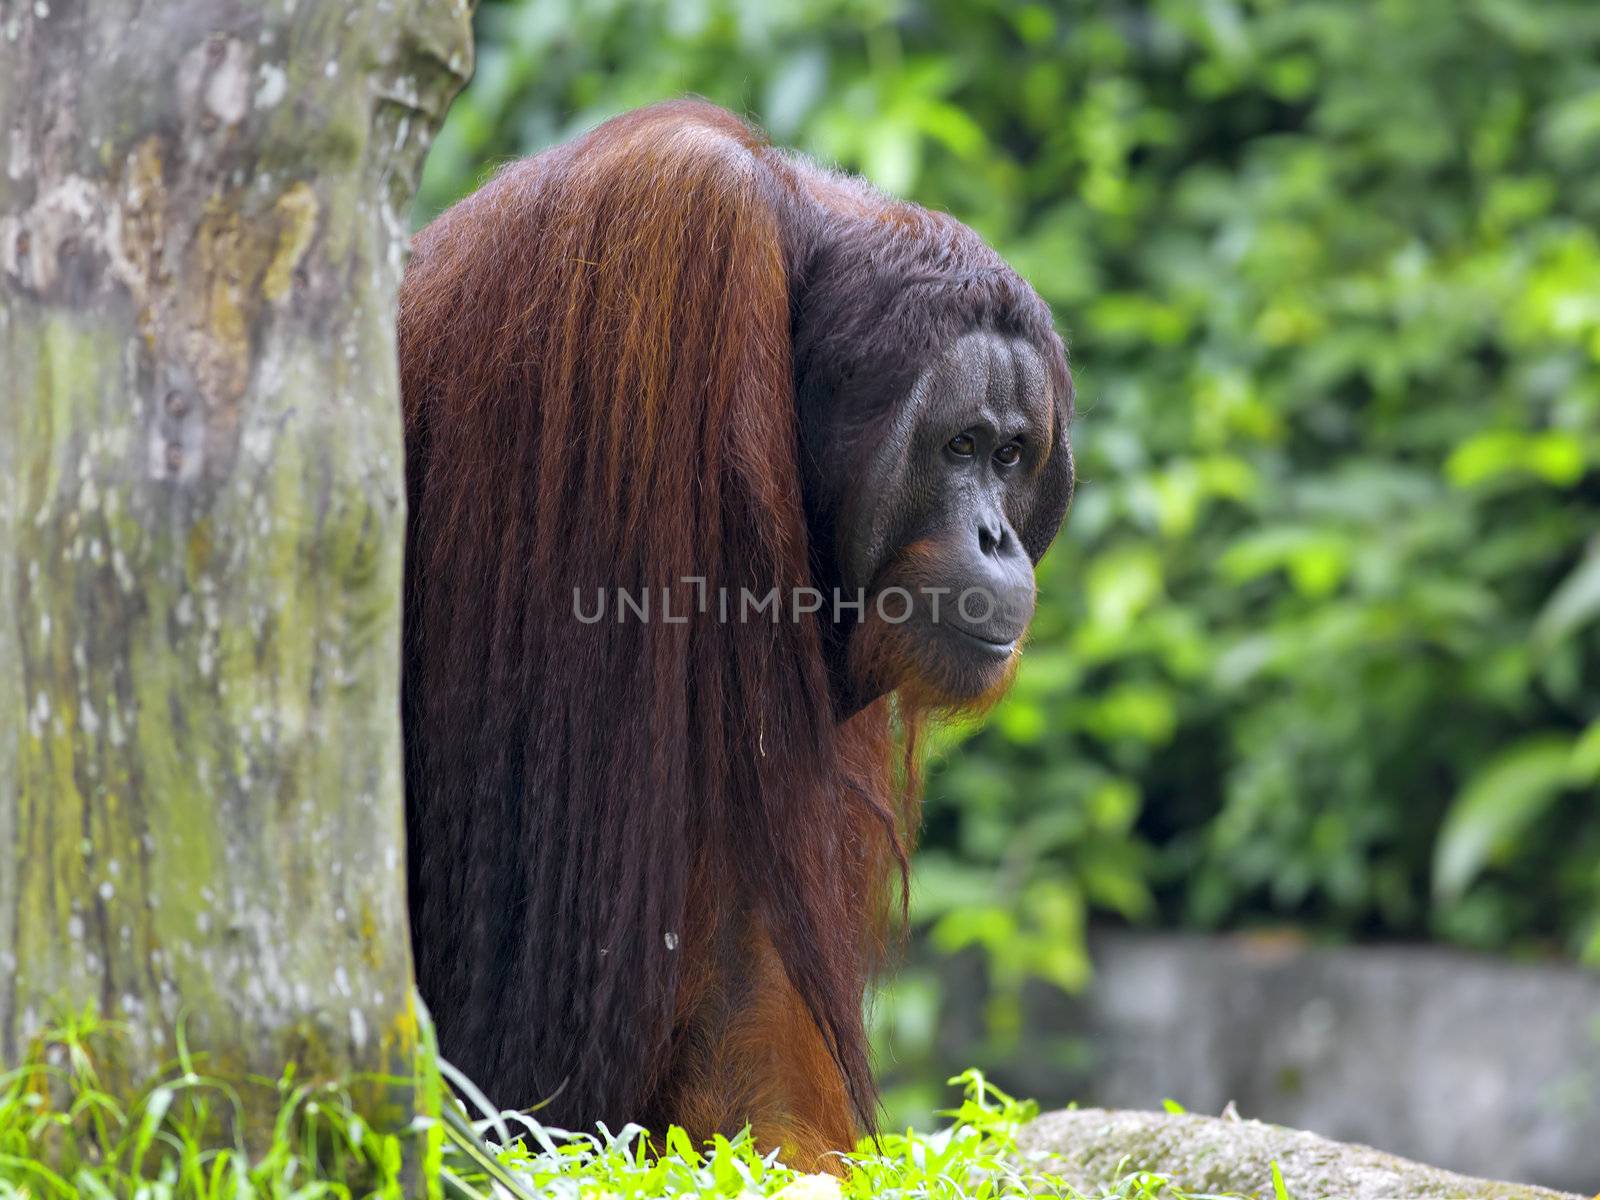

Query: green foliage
[0,1016,1217,1200]
[439,1068,1100,1200]
[417,0,1600,1119]
[0,1006,423,1198]
[1434,730,1599,905]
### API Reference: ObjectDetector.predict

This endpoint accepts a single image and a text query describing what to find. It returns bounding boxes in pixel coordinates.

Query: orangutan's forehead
[920,331,1053,440]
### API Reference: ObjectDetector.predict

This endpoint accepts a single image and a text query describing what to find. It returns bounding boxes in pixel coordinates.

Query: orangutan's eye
[948,432,977,457]
[994,441,1021,467]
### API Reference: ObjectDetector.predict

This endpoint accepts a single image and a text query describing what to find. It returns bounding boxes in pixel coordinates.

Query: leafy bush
[416,0,1600,1119]
[0,1014,1208,1199]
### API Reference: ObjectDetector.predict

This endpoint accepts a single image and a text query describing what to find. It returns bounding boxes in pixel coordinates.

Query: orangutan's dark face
[830,329,1072,709]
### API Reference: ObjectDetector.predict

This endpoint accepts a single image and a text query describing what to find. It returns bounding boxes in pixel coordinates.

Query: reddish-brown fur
[399,100,1070,1169]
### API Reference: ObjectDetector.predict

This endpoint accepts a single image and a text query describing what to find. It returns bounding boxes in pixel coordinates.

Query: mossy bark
[0,0,471,1133]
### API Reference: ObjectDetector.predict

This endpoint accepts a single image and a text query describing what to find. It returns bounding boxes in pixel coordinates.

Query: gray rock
[1019,1108,1585,1200]
[928,931,1600,1191]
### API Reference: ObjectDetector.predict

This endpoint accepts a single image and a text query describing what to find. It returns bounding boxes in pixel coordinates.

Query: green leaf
[1532,551,1600,651]
[1434,737,1576,902]
[1581,921,1600,968]
[1571,719,1600,783]
[1217,526,1349,597]
[1447,430,1587,488]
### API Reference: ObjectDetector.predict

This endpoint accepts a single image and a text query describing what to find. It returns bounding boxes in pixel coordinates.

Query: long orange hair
[399,100,1070,1164]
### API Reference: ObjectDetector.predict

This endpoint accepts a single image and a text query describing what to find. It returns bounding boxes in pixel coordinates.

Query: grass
[0,1008,1220,1200]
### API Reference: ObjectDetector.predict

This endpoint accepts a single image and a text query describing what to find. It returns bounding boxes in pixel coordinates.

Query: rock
[931,931,1600,1190]
[1019,1108,1586,1200]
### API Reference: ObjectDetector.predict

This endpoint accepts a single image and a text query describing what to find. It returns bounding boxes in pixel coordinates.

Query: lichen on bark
[0,0,471,1135]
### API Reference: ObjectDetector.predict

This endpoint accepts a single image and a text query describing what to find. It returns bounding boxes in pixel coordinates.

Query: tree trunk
[0,0,471,1133]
